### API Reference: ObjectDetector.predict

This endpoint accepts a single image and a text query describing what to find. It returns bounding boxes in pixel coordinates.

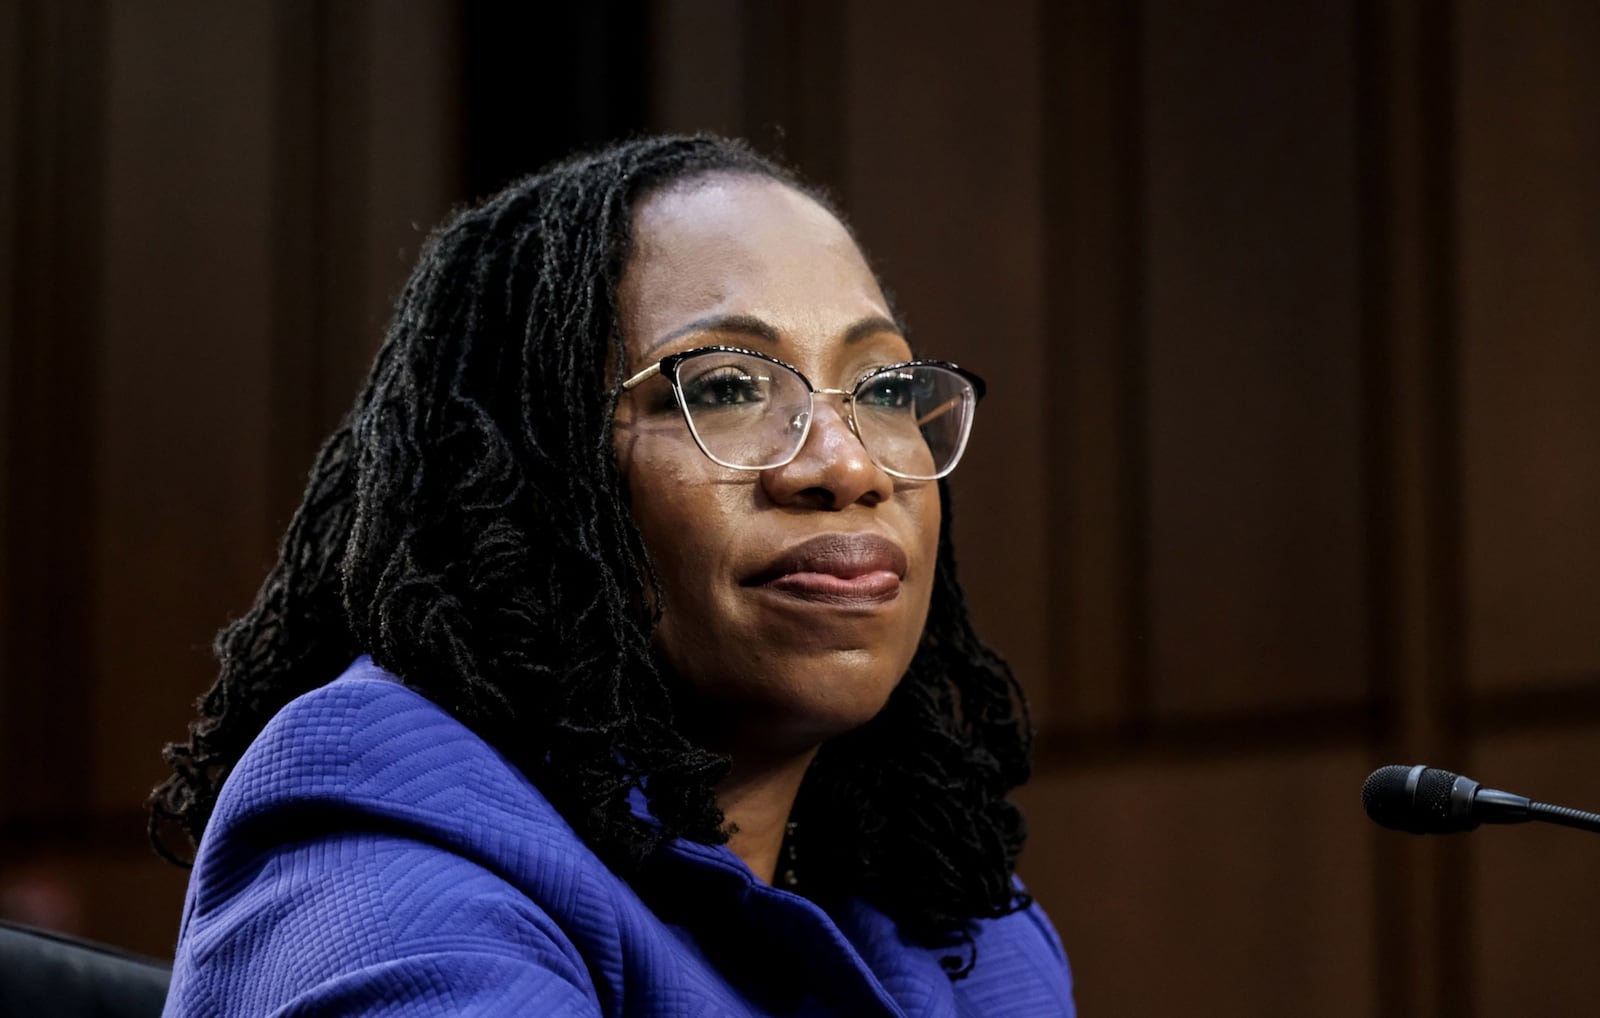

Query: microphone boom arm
[1529,800,1600,834]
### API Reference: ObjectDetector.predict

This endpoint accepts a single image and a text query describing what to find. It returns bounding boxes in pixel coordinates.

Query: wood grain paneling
[270,0,370,514]
[1458,1,1600,689]
[0,0,21,766]
[87,0,463,818]
[1040,0,1147,731]
[1143,0,1368,718]
[1363,5,1472,1014]
[361,1,462,369]
[740,0,849,198]
[1016,749,1378,1018]
[272,0,462,489]
[0,809,189,956]
[649,0,746,137]
[92,0,280,813]
[1,0,106,822]
[0,0,18,674]
[1,0,462,950]
[1471,727,1600,1015]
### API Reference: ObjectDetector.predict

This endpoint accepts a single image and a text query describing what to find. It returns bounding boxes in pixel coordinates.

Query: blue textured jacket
[163,657,1075,1016]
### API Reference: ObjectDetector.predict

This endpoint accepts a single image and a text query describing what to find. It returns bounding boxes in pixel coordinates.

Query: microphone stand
[1526,800,1600,834]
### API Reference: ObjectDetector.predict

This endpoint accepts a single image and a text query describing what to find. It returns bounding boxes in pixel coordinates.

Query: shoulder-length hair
[151,135,1032,963]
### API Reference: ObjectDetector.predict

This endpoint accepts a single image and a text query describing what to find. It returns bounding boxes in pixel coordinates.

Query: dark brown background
[3,2,1598,1015]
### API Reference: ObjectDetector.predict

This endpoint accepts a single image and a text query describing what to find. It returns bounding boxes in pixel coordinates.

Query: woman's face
[613,175,940,758]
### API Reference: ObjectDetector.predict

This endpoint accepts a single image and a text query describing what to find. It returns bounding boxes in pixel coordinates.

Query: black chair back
[0,920,169,1018]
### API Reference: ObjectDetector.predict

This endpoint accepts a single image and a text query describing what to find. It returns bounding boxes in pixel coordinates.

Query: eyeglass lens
[672,351,973,479]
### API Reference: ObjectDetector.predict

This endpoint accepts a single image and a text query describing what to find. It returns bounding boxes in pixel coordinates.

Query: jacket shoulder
[171,663,622,1015]
[211,661,559,839]
[196,660,602,919]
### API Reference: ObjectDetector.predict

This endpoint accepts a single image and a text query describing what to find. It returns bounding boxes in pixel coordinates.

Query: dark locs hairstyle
[149,134,1033,958]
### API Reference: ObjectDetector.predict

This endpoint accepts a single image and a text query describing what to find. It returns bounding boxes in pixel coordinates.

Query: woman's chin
[688,673,900,759]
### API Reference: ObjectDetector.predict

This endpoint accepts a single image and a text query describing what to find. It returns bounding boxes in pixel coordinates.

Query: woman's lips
[763,569,901,605]
[745,533,907,606]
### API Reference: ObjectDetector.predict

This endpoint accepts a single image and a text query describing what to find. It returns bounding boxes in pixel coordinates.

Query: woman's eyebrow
[645,313,903,357]
[647,313,780,355]
[840,315,903,345]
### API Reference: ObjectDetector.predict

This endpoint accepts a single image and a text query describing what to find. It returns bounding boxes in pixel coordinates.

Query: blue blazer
[163,657,1075,1016]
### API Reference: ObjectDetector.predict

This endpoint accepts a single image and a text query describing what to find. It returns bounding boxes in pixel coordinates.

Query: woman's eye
[857,373,916,410]
[680,369,769,408]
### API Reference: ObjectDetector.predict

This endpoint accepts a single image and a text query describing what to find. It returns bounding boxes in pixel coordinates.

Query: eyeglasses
[620,346,985,480]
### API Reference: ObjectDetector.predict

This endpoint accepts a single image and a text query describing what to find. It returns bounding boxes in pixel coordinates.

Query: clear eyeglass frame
[619,344,987,481]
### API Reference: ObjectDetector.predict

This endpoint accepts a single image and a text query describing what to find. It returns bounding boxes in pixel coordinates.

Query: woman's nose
[761,395,893,510]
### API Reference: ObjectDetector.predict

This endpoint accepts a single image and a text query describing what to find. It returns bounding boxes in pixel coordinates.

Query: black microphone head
[1363,764,1467,833]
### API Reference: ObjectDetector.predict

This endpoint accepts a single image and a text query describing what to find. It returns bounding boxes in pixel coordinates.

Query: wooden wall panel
[271,0,374,499]
[1040,0,1146,731]
[841,0,1052,716]
[649,0,745,137]
[1363,6,1472,1015]
[0,0,21,758]
[1,0,461,952]
[0,845,190,958]
[355,0,462,393]
[90,0,280,816]
[360,1,462,358]
[1016,748,1378,1018]
[87,0,462,820]
[1470,728,1600,1015]
[1457,2,1600,689]
[279,0,463,467]
[1,0,106,822]
[1143,0,1368,718]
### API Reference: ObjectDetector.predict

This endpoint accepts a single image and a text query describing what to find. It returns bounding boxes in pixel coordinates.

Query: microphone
[1362,764,1600,835]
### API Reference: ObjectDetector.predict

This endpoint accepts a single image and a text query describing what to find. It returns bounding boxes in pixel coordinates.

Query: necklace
[778,820,800,889]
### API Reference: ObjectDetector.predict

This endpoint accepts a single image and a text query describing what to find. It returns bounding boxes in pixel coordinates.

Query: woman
[152,135,1074,1016]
